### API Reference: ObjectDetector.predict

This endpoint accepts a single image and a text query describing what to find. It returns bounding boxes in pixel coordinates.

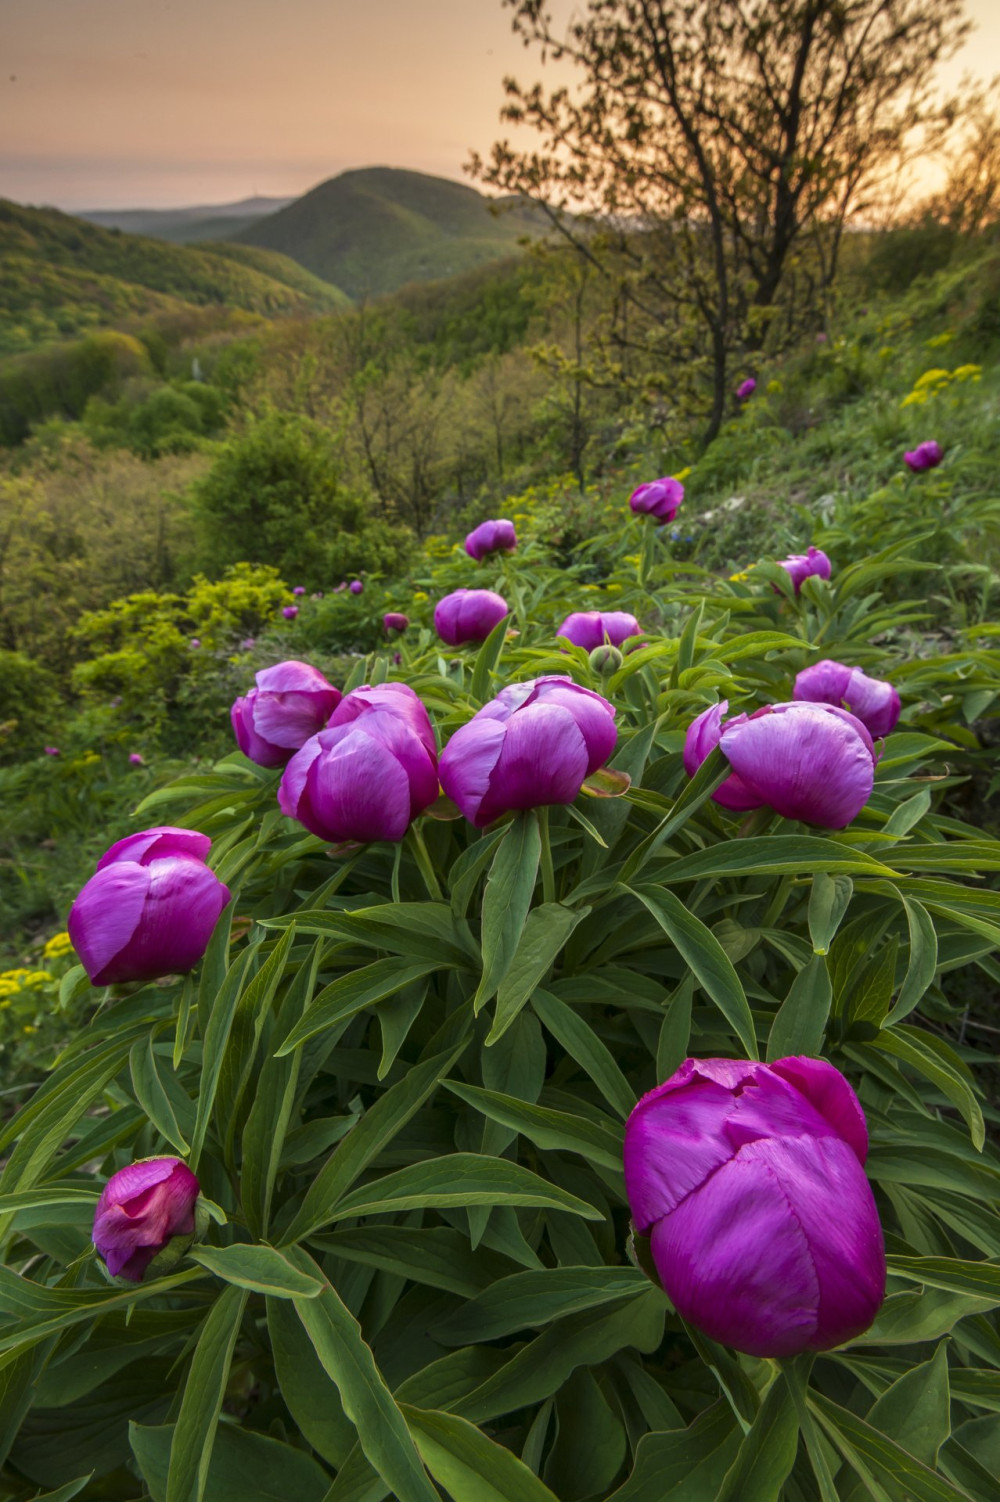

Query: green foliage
[191,411,414,583]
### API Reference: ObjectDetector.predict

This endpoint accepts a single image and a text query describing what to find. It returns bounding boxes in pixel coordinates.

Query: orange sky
[2,0,999,211]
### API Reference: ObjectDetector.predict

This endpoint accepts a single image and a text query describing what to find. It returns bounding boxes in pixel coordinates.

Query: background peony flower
[557,610,642,651]
[904,440,944,472]
[292,585,306,596]
[129,752,144,766]
[777,545,831,592]
[93,1157,200,1282]
[736,377,757,400]
[349,580,364,595]
[279,696,438,844]
[434,588,509,646]
[439,676,616,827]
[624,1056,885,1357]
[684,699,876,827]
[794,660,901,739]
[628,477,684,523]
[44,746,60,756]
[465,517,517,560]
[231,660,341,769]
[281,605,299,620]
[68,827,231,985]
[384,612,409,633]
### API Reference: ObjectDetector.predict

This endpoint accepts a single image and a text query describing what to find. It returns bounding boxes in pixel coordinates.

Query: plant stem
[409,824,443,901]
[538,807,556,905]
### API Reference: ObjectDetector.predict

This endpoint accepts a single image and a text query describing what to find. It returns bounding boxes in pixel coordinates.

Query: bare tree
[472,0,968,443]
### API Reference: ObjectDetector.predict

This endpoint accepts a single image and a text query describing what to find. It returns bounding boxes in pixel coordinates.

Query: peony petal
[477,702,590,825]
[303,726,415,842]
[97,827,211,870]
[68,864,149,984]
[277,736,325,821]
[439,718,509,826]
[769,1055,869,1165]
[684,704,761,811]
[624,1074,739,1230]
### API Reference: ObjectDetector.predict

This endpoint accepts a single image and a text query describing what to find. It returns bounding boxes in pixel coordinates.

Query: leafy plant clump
[2,479,1000,1500]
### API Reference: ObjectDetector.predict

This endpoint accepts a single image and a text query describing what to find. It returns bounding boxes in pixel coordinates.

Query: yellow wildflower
[43,932,74,960]
[413,592,429,604]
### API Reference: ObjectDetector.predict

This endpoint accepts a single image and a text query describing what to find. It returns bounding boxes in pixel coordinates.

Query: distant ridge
[80,196,295,245]
[236,167,548,299]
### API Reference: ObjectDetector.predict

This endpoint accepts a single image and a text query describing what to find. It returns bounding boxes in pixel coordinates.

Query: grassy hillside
[238,166,548,298]
[0,200,348,355]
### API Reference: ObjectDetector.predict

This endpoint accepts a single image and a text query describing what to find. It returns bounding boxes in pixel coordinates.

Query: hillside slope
[0,200,349,355]
[237,167,547,298]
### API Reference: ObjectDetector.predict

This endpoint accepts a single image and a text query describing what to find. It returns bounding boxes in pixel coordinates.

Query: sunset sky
[3,0,999,212]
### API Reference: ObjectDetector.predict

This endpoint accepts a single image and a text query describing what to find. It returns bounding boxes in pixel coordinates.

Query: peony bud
[68,828,231,985]
[684,700,876,827]
[465,518,517,560]
[629,477,684,523]
[558,610,641,651]
[349,580,363,595]
[794,660,901,740]
[776,546,831,593]
[281,606,299,621]
[624,1056,885,1357]
[736,377,756,401]
[93,1157,201,1282]
[434,588,509,646]
[384,612,409,633]
[904,440,943,473]
[231,660,341,769]
[439,676,616,827]
[589,644,623,675]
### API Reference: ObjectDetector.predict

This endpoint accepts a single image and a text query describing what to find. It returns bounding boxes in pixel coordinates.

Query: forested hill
[237,166,548,298]
[0,199,350,355]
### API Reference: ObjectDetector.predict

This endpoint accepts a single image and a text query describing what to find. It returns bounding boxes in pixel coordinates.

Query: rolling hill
[237,167,548,299]
[0,200,349,355]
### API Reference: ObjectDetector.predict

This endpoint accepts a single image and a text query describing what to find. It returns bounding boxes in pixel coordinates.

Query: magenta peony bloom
[93,1157,200,1282]
[624,1056,885,1357]
[465,518,517,560]
[44,746,60,756]
[794,660,901,740]
[282,605,299,621]
[231,659,341,769]
[349,580,363,596]
[68,828,231,986]
[629,477,684,523]
[434,588,509,646]
[384,612,409,633]
[904,440,944,473]
[777,546,831,593]
[189,638,201,649]
[278,691,438,844]
[684,700,876,827]
[557,610,642,651]
[736,377,757,401]
[439,676,616,828]
[292,586,306,596]
[129,752,144,766]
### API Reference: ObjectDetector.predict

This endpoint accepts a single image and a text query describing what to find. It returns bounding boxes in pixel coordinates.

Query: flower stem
[409,824,443,902]
[538,807,556,905]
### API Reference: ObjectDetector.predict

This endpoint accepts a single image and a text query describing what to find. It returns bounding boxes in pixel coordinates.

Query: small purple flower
[282,605,299,621]
[816,332,827,344]
[189,638,201,649]
[794,660,901,740]
[736,377,757,401]
[292,586,306,596]
[624,1056,885,1357]
[44,746,60,756]
[439,676,616,828]
[93,1157,200,1282]
[335,582,348,593]
[278,690,438,844]
[557,611,642,651]
[629,477,684,523]
[129,753,144,766]
[904,440,944,473]
[110,696,123,708]
[231,660,341,768]
[240,637,256,651]
[68,828,231,985]
[465,518,517,561]
[384,612,409,633]
[777,546,831,593]
[684,699,876,827]
[312,591,324,600]
[434,588,509,646]
[349,580,363,596]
